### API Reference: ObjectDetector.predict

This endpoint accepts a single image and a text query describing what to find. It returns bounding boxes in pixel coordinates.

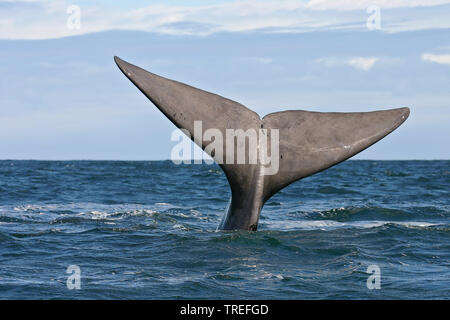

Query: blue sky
[0,0,449,159]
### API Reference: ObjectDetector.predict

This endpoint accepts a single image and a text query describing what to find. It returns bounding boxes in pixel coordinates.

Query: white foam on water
[161,274,207,285]
[89,210,109,219]
[267,220,438,231]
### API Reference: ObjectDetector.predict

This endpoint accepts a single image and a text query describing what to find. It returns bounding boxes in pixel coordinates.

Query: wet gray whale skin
[114,56,410,231]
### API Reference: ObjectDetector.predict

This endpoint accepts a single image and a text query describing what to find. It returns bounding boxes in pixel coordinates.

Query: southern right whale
[114,56,410,231]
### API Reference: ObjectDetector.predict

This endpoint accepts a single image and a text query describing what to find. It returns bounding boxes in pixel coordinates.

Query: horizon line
[0,158,448,161]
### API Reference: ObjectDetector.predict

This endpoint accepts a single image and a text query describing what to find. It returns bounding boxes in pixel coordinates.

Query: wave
[307,205,448,221]
[317,186,361,195]
[1,202,447,238]
[265,220,440,231]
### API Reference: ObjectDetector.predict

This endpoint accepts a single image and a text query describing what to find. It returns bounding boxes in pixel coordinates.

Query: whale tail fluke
[114,56,409,231]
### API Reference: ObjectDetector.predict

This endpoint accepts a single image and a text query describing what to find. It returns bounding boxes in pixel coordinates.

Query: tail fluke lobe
[261,108,409,200]
[114,56,261,203]
[114,56,260,140]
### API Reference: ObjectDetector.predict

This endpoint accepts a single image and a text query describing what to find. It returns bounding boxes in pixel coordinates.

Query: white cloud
[1,0,450,39]
[251,57,273,64]
[315,57,339,67]
[316,56,379,70]
[347,57,379,70]
[422,53,450,65]
[306,0,450,11]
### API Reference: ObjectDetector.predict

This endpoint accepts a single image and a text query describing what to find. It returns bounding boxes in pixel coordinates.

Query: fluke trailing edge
[114,56,410,231]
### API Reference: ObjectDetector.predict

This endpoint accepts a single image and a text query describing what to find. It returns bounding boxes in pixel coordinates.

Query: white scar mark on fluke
[114,56,410,231]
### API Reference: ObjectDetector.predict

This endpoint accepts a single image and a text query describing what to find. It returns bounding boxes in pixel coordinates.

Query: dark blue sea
[0,160,448,299]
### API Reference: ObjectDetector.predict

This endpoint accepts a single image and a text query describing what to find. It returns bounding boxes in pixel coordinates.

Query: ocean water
[0,160,448,299]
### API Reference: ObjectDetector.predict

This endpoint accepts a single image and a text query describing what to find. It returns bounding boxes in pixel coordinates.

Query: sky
[0,0,449,160]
